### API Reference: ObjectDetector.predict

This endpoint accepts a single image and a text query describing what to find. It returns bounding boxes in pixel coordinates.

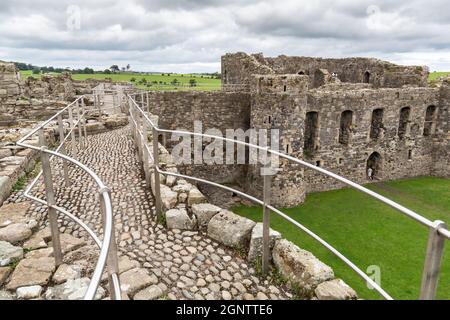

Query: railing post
[152,127,162,220]
[97,90,102,113]
[57,114,71,187]
[261,164,273,276]
[68,105,77,159]
[140,93,144,109]
[135,111,143,164]
[142,120,151,189]
[75,100,83,148]
[94,90,98,112]
[99,187,120,300]
[419,220,447,300]
[146,92,150,113]
[38,129,63,266]
[81,97,88,141]
[162,133,167,148]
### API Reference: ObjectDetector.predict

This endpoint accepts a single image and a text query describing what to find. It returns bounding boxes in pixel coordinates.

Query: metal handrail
[126,90,449,300]
[16,93,121,300]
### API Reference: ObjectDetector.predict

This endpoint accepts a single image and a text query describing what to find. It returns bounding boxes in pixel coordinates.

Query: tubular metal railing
[126,89,449,300]
[16,89,122,300]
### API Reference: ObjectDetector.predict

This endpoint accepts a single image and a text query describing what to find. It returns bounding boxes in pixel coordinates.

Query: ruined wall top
[0,61,22,99]
[222,52,429,90]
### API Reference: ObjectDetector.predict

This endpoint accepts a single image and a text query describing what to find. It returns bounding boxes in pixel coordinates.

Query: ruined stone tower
[138,52,450,208]
[222,52,449,207]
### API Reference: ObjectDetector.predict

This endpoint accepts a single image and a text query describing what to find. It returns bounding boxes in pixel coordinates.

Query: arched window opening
[364,71,371,83]
[339,110,353,145]
[304,111,319,153]
[370,108,384,140]
[398,107,411,139]
[367,152,382,180]
[423,105,437,136]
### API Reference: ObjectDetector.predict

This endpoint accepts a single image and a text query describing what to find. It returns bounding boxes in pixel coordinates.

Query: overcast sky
[0,0,449,72]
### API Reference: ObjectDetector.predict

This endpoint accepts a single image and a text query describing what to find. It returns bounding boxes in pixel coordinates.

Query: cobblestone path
[7,125,291,300]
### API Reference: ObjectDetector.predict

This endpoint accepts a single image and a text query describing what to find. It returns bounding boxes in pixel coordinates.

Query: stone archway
[364,71,371,83]
[367,152,382,179]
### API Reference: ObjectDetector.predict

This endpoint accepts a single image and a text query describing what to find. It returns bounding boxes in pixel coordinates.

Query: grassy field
[429,71,450,81]
[21,70,450,91]
[233,177,450,300]
[19,70,221,91]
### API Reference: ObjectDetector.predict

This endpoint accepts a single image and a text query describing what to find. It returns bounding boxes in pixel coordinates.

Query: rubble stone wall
[222,52,429,89]
[146,91,252,184]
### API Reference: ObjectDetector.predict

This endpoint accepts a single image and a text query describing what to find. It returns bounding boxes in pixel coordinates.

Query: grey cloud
[0,0,449,72]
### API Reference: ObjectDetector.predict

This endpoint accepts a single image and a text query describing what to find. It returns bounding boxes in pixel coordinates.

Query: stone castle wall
[432,80,450,178]
[0,64,103,126]
[0,62,21,100]
[146,91,251,183]
[220,52,449,207]
[222,52,429,89]
[147,91,251,132]
[247,81,445,204]
[24,72,76,101]
[247,92,308,206]
[140,55,449,208]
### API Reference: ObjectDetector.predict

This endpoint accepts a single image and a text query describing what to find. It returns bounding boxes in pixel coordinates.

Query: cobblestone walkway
[7,125,291,300]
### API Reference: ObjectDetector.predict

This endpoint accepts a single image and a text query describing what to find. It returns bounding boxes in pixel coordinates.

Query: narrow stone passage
[8,125,291,300]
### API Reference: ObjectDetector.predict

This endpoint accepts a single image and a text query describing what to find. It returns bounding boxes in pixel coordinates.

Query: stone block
[188,188,206,206]
[0,223,32,244]
[314,279,357,300]
[0,241,23,266]
[247,223,281,262]
[207,210,256,249]
[191,203,221,229]
[166,208,196,230]
[272,239,334,295]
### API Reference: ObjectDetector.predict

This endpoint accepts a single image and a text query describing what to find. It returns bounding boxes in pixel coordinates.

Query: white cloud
[0,0,449,72]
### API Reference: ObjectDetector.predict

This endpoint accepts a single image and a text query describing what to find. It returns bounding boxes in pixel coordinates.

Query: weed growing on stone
[235,244,248,259]
[7,257,21,270]
[290,281,312,300]
[157,213,166,227]
[12,175,27,192]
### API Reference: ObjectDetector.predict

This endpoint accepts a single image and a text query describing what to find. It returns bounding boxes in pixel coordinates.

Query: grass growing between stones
[11,161,42,193]
[233,177,450,300]
[11,175,27,192]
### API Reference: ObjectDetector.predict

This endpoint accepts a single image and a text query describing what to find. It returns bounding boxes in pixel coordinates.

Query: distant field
[20,70,449,90]
[19,70,221,91]
[429,71,450,81]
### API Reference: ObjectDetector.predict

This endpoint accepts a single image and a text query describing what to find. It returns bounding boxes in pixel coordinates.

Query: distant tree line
[12,61,221,79]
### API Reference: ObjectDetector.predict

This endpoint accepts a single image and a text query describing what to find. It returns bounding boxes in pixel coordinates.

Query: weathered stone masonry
[221,53,449,206]
[146,91,251,183]
[149,53,449,208]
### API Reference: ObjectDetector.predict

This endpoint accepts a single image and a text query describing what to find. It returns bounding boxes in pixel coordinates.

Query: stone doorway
[364,71,371,83]
[367,152,382,179]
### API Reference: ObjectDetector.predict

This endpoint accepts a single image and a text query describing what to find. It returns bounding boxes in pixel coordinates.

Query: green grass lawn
[233,176,450,300]
[19,70,221,91]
